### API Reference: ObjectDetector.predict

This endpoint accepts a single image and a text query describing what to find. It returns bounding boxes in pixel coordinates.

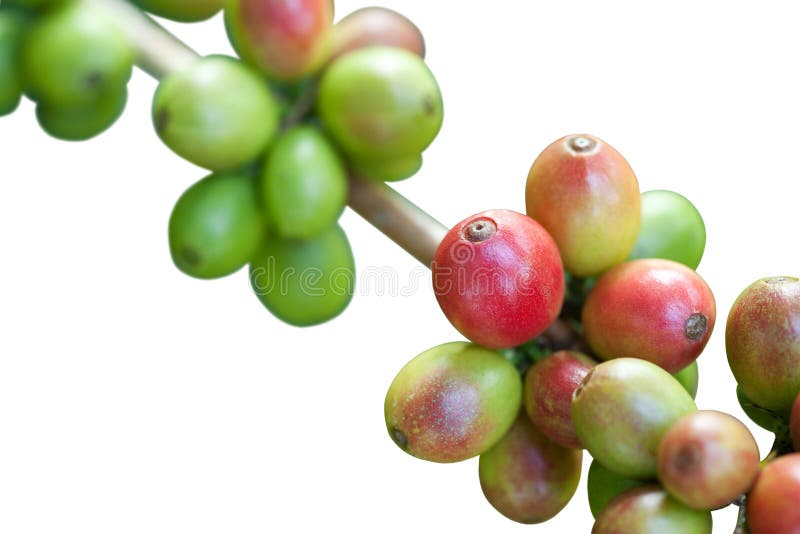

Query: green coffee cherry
[36,87,127,141]
[317,46,443,161]
[20,2,133,106]
[629,190,706,270]
[0,7,29,115]
[672,360,699,399]
[153,55,279,171]
[169,172,265,279]
[249,224,355,326]
[133,0,223,22]
[350,152,423,183]
[586,460,646,518]
[260,126,347,239]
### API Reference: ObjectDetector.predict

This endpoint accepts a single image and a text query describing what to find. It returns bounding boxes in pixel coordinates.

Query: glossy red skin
[748,454,800,534]
[227,0,333,80]
[582,258,715,374]
[329,7,425,62]
[657,410,759,510]
[523,351,595,448]
[432,209,565,349]
[525,134,640,277]
[792,392,800,451]
[726,276,800,412]
[479,411,582,524]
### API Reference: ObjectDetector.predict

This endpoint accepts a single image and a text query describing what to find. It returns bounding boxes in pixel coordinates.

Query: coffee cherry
[726,276,800,412]
[525,134,640,277]
[672,361,699,399]
[572,358,697,479]
[582,258,716,373]
[249,223,354,326]
[593,486,712,534]
[748,454,800,534]
[329,6,425,62]
[20,2,133,106]
[317,46,443,162]
[384,342,521,463]
[35,87,127,141]
[133,0,223,22]
[523,350,595,448]
[657,410,759,510]
[225,0,333,81]
[586,460,645,518]
[0,7,29,116]
[152,55,279,171]
[628,189,706,270]
[169,171,264,280]
[432,209,565,349]
[479,411,582,524]
[350,152,423,183]
[736,385,787,433]
[260,125,347,239]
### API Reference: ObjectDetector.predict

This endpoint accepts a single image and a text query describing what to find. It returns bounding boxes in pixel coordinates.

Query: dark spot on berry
[422,94,436,116]
[390,427,408,450]
[684,313,707,341]
[83,71,105,93]
[463,218,497,243]
[180,247,200,267]
[673,442,702,474]
[155,108,170,133]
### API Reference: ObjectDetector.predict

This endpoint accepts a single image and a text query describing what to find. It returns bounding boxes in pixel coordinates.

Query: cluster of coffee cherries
[384,133,800,532]
[0,0,441,326]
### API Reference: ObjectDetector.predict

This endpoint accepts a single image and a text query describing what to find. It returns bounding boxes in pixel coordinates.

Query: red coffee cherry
[432,209,564,349]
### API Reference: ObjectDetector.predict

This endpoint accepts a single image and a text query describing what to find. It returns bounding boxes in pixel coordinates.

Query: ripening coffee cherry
[133,0,223,22]
[586,460,645,518]
[317,46,443,163]
[19,2,133,106]
[572,358,697,479]
[384,342,522,463]
[657,410,760,510]
[249,224,355,326]
[726,276,800,412]
[582,258,716,374]
[260,126,347,239]
[525,134,640,277]
[748,454,800,534]
[593,486,712,534]
[628,190,706,270]
[432,209,565,349]
[329,6,425,62]
[523,350,595,449]
[169,172,264,280]
[152,55,279,171]
[479,411,582,524]
[225,0,333,81]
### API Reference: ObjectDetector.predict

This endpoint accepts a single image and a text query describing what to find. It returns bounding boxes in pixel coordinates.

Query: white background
[1,1,799,532]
